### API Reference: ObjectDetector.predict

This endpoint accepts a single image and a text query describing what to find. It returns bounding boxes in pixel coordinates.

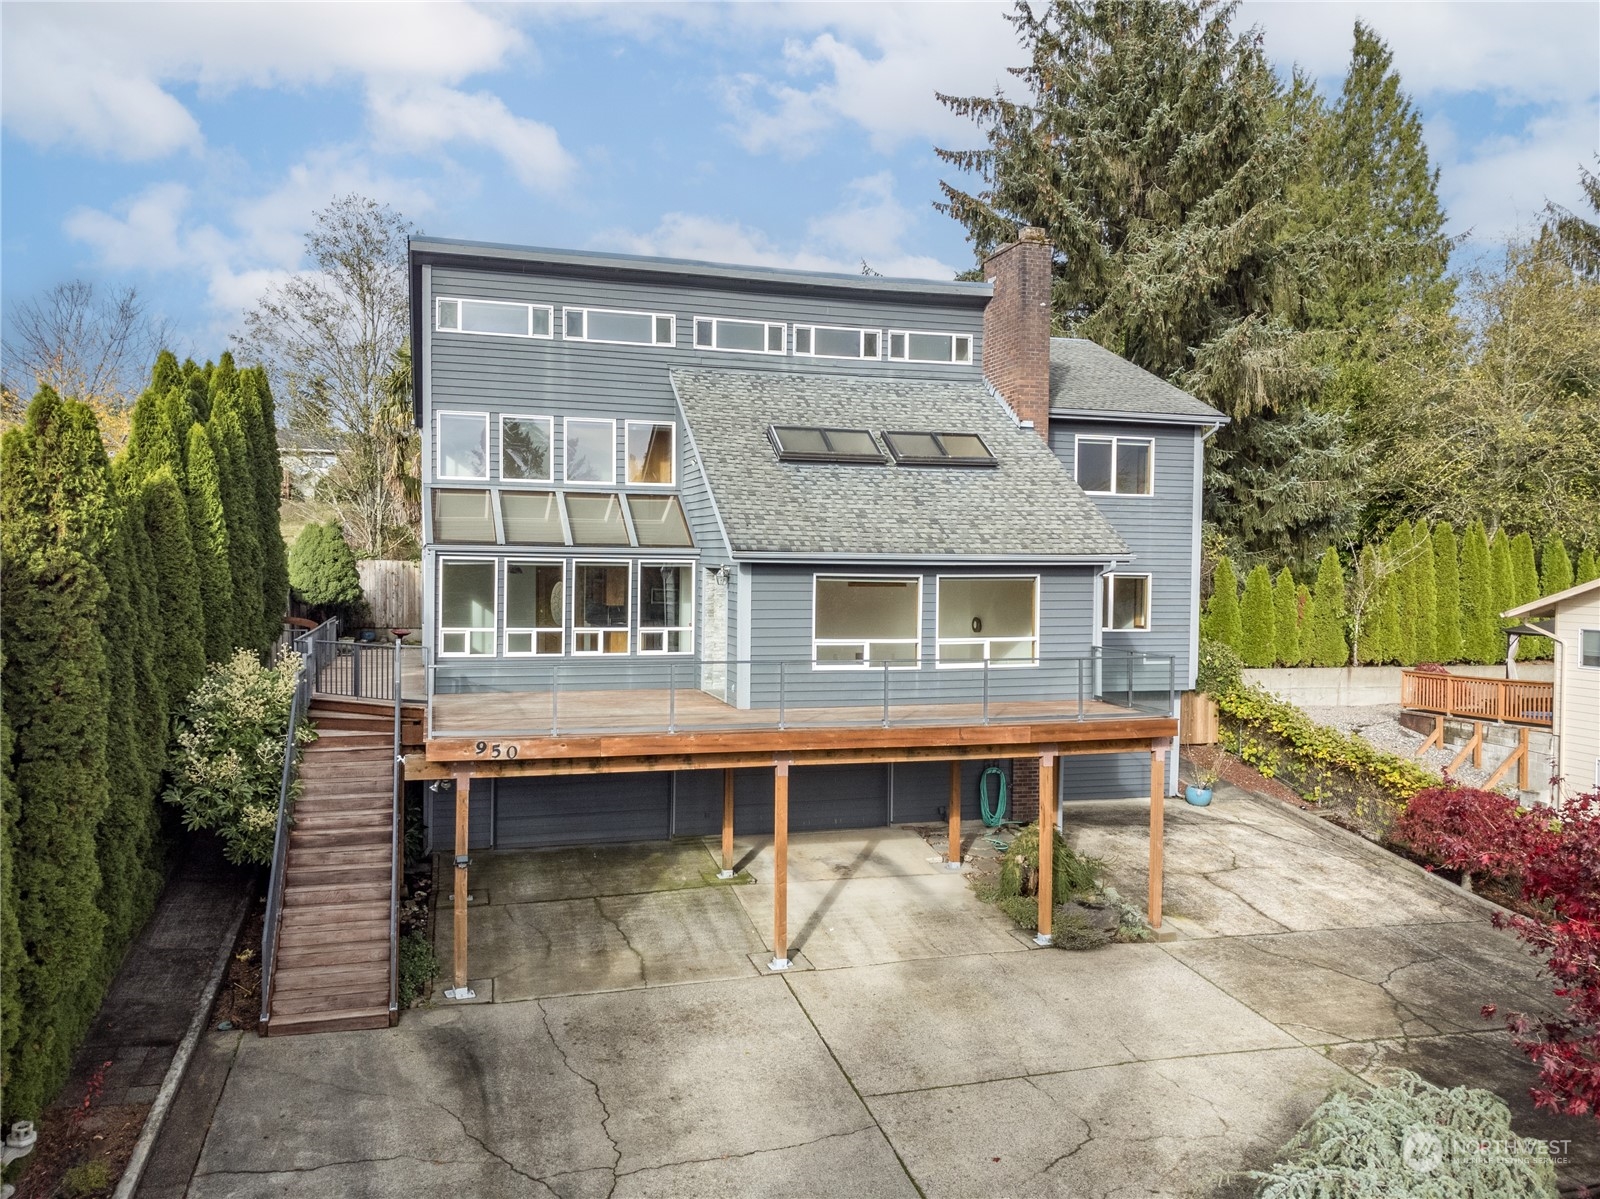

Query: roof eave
[1502,575,1600,619]
[1049,407,1229,428]
[730,550,1132,567]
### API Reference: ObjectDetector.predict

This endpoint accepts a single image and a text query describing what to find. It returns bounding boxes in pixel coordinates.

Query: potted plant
[1185,769,1219,807]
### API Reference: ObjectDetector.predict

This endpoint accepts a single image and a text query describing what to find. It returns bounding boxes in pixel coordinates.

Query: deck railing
[427,649,1177,738]
[388,641,402,1022]
[1400,669,1554,727]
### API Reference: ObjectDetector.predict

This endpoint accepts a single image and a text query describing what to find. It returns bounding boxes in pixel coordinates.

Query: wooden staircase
[264,697,398,1036]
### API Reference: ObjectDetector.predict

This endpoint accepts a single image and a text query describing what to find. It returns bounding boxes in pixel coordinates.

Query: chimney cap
[1019,226,1048,244]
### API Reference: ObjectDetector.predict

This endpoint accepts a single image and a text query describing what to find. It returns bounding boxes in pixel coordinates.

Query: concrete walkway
[142,790,1595,1198]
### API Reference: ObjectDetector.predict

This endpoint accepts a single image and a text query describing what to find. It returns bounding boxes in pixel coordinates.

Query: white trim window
[501,415,554,483]
[436,411,489,480]
[572,561,631,654]
[504,560,565,656]
[887,330,973,365]
[1075,435,1154,496]
[625,421,676,486]
[793,325,881,360]
[1581,629,1600,669]
[564,418,617,485]
[812,575,921,668]
[563,307,675,346]
[693,316,785,355]
[935,576,1039,666]
[1102,573,1152,632]
[639,561,694,654]
[438,559,497,656]
[435,297,553,339]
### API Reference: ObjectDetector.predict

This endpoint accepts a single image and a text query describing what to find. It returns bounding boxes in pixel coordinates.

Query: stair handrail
[388,636,403,1021]
[259,624,321,1032]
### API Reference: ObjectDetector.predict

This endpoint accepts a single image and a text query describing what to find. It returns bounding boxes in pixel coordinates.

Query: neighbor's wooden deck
[1400,670,1553,727]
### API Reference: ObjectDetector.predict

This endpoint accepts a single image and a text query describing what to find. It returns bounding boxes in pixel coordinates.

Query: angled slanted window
[769,425,886,464]
[883,431,997,467]
[626,495,693,547]
[564,493,631,546]
[433,490,496,544]
[500,491,565,545]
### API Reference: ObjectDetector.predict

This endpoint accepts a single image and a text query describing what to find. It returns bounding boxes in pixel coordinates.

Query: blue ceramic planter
[1185,785,1214,807]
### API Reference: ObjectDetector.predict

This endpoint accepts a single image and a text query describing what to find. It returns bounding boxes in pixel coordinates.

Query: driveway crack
[538,1000,623,1196]
[616,1123,878,1180]
[595,897,648,985]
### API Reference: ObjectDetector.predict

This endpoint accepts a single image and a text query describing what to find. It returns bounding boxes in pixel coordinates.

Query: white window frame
[811,574,922,670]
[572,559,632,656]
[1074,435,1155,497]
[434,411,490,482]
[562,306,676,347]
[563,417,617,487]
[434,296,554,340]
[499,414,554,485]
[1580,629,1600,669]
[637,560,695,656]
[1102,572,1153,633]
[934,574,1040,668]
[437,557,498,658]
[624,420,677,487]
[692,316,786,356]
[792,324,882,361]
[886,329,973,365]
[503,559,565,658]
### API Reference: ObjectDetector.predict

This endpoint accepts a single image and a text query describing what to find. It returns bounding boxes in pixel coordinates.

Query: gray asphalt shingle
[671,368,1128,559]
[1049,338,1227,423]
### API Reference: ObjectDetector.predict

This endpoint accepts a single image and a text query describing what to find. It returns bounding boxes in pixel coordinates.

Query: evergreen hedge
[1239,565,1276,667]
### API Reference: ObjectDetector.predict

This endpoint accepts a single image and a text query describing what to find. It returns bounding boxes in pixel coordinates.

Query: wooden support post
[1416,714,1445,757]
[946,760,962,869]
[1149,749,1165,930]
[719,768,735,878]
[1483,725,1532,792]
[1449,721,1484,774]
[448,772,474,999]
[771,759,790,969]
[1036,748,1057,945]
[1517,725,1530,791]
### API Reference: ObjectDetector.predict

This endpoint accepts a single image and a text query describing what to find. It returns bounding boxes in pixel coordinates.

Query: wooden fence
[1400,669,1553,727]
[358,559,422,630]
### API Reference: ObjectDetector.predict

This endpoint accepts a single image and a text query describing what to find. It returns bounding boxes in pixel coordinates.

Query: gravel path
[1298,703,1500,790]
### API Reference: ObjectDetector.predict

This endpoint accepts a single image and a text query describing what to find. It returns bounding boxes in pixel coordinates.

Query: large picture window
[1075,436,1154,496]
[439,560,496,656]
[626,421,675,485]
[501,416,553,482]
[573,562,631,654]
[936,577,1038,665]
[813,576,920,667]
[1102,574,1151,632]
[639,563,693,653]
[565,418,616,484]
[505,561,564,656]
[437,412,489,480]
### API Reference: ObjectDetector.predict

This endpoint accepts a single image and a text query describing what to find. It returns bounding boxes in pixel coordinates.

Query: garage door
[425,780,491,853]
[674,765,889,836]
[492,774,671,849]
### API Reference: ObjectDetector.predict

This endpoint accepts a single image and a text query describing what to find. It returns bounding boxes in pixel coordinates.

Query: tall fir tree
[1202,555,1243,649]
[937,0,1358,558]
[1509,532,1542,660]
[1539,534,1574,597]
[1272,567,1301,667]
[1459,520,1499,664]
[1432,522,1463,662]
[1412,527,1438,663]
[1489,528,1515,661]
[1306,547,1349,667]
[185,423,234,662]
[1239,564,1277,667]
[140,467,207,707]
[1576,547,1600,586]
[0,390,113,1121]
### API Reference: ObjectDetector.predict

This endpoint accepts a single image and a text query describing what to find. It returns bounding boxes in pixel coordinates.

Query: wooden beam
[1149,750,1164,930]
[947,760,962,868]
[451,772,471,994]
[1416,714,1446,757]
[720,769,735,878]
[1448,721,1483,774]
[1036,748,1057,944]
[772,758,790,969]
[1483,725,1532,792]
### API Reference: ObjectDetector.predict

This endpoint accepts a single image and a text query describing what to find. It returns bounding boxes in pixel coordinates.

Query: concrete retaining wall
[1241,663,1554,707]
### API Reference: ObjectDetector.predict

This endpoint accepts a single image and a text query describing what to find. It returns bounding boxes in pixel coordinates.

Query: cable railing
[426,649,1177,738]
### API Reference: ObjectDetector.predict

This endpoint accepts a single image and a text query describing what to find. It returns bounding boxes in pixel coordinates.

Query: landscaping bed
[210,893,267,1031]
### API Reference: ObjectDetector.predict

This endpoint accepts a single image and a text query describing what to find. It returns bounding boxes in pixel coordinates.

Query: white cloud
[598,171,957,280]
[367,84,576,192]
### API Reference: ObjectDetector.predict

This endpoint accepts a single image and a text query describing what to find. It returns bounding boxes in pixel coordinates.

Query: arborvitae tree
[1355,544,1396,666]
[0,690,22,1120]
[1489,528,1515,661]
[1432,522,1463,662]
[159,387,198,477]
[120,379,186,487]
[1540,534,1574,597]
[1273,567,1302,667]
[1460,520,1499,664]
[185,424,234,662]
[1509,532,1542,660]
[0,390,113,1121]
[936,0,1358,559]
[1385,522,1418,665]
[1239,564,1277,667]
[1412,528,1438,663]
[1577,547,1600,585]
[1306,547,1349,667]
[288,522,365,622]
[140,467,207,706]
[1202,555,1243,650]
[208,389,265,653]
[241,367,288,645]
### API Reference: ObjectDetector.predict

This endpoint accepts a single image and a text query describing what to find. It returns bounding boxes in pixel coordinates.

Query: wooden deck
[1400,670,1553,727]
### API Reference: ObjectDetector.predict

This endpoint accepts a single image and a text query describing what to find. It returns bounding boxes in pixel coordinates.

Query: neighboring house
[401,228,1224,985]
[1504,577,1600,801]
[277,428,339,499]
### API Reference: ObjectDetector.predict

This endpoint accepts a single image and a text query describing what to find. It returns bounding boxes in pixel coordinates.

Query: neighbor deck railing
[1400,669,1554,727]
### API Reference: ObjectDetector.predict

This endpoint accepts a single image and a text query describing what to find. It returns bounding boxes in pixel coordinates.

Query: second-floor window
[1102,573,1151,632]
[437,412,489,480]
[574,561,631,654]
[936,576,1038,665]
[501,416,553,482]
[1075,436,1153,496]
[439,559,496,656]
[813,576,920,668]
[565,418,616,484]
[639,562,693,653]
[505,560,565,656]
[626,422,675,485]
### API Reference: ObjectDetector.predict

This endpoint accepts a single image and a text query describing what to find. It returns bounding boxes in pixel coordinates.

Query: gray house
[405,229,1223,867]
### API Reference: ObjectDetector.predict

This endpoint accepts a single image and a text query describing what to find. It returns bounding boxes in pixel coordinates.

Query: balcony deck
[1400,669,1553,727]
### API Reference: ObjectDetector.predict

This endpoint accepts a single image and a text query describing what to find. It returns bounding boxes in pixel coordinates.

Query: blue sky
[3,2,1596,357]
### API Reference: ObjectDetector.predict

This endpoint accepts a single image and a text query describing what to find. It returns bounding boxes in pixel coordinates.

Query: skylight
[882,431,997,467]
[769,426,887,464]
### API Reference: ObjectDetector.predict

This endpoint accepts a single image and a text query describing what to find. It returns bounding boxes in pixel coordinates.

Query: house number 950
[473,741,518,759]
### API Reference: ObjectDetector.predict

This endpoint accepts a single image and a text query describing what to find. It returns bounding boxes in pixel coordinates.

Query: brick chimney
[982,226,1053,441]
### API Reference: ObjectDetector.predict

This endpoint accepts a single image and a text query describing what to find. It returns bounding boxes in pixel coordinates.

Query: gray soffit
[1048,338,1228,425]
[670,368,1129,560]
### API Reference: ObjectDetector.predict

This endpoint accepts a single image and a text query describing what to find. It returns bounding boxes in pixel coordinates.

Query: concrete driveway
[140,788,1595,1198]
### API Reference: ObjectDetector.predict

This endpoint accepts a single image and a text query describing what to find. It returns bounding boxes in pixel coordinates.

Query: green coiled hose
[979,765,1008,828]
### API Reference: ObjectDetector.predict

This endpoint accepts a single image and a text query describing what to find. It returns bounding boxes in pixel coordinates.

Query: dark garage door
[492,774,672,849]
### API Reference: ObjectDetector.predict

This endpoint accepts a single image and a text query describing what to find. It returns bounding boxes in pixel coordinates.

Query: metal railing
[426,649,1177,738]
[388,640,402,1022]
[1401,669,1554,727]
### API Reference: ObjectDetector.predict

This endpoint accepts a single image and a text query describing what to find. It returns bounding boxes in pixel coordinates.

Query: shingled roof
[1049,338,1227,425]
[671,368,1128,560]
